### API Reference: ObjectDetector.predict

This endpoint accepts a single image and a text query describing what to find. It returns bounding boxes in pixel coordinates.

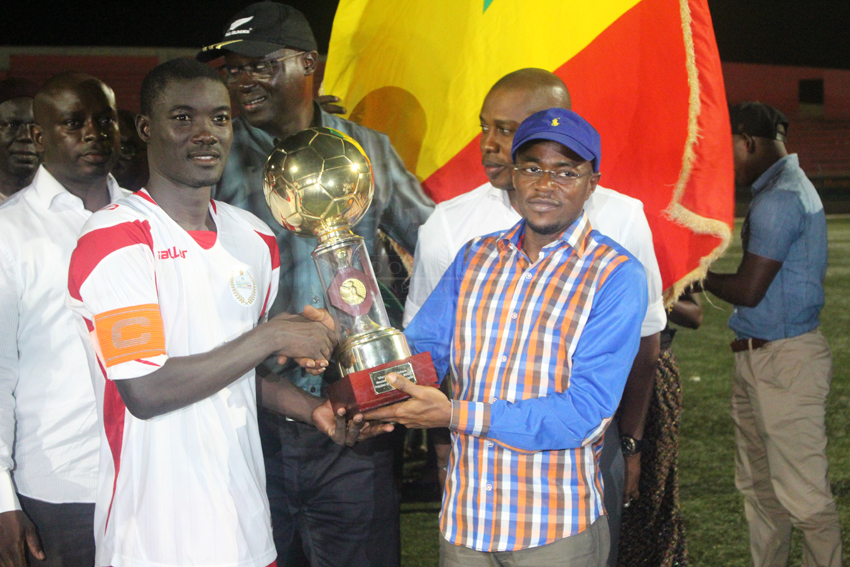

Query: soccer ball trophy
[264,127,436,415]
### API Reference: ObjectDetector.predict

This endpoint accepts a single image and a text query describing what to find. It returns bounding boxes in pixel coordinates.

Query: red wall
[9,55,161,113]
[723,62,850,119]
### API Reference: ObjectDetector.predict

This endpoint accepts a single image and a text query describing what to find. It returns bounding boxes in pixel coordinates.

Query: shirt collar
[751,154,798,195]
[485,182,515,212]
[498,210,591,258]
[33,165,123,210]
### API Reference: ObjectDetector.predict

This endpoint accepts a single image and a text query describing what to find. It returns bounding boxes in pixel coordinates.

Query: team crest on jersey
[229,267,257,306]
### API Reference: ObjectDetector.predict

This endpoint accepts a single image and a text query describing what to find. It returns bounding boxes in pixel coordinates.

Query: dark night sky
[3,0,850,70]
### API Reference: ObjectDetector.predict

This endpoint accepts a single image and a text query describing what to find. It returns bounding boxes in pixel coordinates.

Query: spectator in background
[618,293,702,567]
[696,102,841,567]
[197,3,434,566]
[111,109,148,191]
[0,77,40,201]
[0,72,125,567]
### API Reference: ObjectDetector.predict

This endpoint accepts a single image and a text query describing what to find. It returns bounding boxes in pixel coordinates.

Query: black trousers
[18,494,95,567]
[262,416,400,567]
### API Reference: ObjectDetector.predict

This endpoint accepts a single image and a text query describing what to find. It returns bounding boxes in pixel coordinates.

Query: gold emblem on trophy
[263,127,436,414]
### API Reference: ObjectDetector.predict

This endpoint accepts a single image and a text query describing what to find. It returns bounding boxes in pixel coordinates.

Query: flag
[324,0,733,300]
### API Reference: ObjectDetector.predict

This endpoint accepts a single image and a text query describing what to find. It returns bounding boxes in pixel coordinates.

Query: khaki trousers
[731,329,842,567]
[439,516,609,567]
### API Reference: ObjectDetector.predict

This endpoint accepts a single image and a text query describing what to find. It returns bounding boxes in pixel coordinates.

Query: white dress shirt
[0,166,127,512]
[404,181,666,336]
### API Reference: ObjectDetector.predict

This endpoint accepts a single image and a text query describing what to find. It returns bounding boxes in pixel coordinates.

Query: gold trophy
[263,127,436,415]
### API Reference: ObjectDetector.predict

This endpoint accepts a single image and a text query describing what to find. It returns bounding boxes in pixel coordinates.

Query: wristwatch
[620,435,644,457]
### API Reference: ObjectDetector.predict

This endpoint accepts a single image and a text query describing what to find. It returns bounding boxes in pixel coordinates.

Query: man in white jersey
[66,59,381,567]
[404,69,666,565]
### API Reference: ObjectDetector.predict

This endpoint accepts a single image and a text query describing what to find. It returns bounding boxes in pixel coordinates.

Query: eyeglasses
[514,165,593,186]
[0,120,35,136]
[218,52,304,83]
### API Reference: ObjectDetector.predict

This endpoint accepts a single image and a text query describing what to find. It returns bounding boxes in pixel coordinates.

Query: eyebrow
[167,105,231,114]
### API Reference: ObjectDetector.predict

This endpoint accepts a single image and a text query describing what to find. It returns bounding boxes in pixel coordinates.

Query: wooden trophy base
[327,352,438,417]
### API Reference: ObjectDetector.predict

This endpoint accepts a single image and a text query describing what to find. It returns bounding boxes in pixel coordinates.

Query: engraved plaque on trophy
[263,127,437,415]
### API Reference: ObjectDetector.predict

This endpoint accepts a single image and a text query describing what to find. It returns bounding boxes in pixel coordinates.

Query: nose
[480,130,499,155]
[16,123,35,142]
[82,119,110,142]
[194,120,219,146]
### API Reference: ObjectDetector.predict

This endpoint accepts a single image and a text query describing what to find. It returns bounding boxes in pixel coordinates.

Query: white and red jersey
[66,189,280,567]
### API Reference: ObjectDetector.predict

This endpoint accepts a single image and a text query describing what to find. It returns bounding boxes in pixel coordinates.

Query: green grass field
[398,216,850,567]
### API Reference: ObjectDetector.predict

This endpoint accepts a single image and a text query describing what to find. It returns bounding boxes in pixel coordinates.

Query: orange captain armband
[94,304,166,367]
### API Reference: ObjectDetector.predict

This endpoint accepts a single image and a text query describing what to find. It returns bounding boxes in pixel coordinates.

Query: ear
[302,51,318,76]
[136,114,151,143]
[743,133,757,154]
[31,124,45,153]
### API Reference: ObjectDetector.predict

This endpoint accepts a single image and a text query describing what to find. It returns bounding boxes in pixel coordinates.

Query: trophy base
[327,352,438,417]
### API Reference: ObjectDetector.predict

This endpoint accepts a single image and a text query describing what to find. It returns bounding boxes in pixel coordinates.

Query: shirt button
[487,441,494,448]
[491,397,497,403]
[511,312,517,319]
[525,273,532,280]
[486,484,493,491]
[500,355,507,362]
[310,386,317,393]
[312,296,320,304]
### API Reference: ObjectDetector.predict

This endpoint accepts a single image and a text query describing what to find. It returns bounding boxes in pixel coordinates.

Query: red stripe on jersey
[188,230,217,250]
[68,220,154,301]
[101,363,126,532]
[210,200,217,214]
[136,190,157,205]
[255,231,280,270]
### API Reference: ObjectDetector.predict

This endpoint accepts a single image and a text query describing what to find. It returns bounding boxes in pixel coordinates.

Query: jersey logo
[230,267,257,306]
[94,304,166,367]
[159,247,188,260]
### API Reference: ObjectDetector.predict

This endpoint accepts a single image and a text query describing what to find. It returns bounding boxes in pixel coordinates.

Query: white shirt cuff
[0,470,20,513]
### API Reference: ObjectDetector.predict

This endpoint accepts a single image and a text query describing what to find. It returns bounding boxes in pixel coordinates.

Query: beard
[525,218,568,236]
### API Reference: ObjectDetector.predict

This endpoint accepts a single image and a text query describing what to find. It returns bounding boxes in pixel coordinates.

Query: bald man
[404,68,666,565]
[0,73,126,567]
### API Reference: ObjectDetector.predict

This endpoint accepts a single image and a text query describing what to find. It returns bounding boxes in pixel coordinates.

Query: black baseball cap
[729,102,789,143]
[197,2,317,62]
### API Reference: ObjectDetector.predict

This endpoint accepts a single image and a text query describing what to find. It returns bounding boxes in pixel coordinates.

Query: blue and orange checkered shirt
[405,213,646,552]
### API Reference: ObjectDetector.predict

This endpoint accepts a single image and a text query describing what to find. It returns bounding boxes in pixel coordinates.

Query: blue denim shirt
[728,154,827,341]
[215,106,434,393]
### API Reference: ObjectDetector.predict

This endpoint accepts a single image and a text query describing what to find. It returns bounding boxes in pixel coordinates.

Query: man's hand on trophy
[266,311,337,369]
[286,305,337,374]
[363,373,452,429]
[312,400,395,446]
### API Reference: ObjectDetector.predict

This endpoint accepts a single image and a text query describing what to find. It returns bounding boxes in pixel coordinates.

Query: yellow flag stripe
[325,0,640,181]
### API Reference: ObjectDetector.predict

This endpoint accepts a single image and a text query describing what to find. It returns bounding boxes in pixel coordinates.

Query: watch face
[621,436,640,456]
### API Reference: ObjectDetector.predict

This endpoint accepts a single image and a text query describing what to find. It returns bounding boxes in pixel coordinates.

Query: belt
[730,337,771,353]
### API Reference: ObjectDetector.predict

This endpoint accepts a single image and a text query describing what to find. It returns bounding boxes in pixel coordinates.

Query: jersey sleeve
[67,213,168,381]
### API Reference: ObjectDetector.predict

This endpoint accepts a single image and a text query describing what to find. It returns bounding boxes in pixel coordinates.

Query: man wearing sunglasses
[198,4,434,567]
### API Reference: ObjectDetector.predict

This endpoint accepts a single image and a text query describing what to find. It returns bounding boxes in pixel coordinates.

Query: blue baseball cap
[511,108,601,172]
